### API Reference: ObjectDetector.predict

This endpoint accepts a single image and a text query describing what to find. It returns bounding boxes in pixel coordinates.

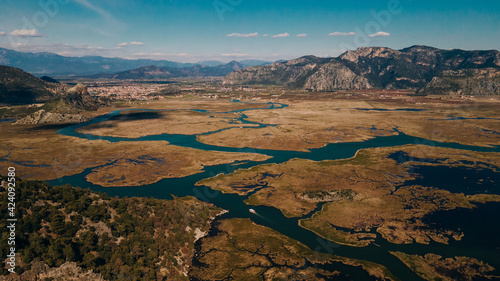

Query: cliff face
[223,56,329,88]
[338,46,435,88]
[418,68,500,96]
[66,83,102,110]
[303,60,372,91]
[221,53,382,90]
[340,46,500,89]
[223,46,500,94]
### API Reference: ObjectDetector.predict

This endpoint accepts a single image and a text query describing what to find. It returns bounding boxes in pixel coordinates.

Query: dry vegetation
[197,98,500,151]
[76,110,258,138]
[0,123,269,187]
[189,218,397,281]
[2,91,499,280]
[197,145,500,246]
[390,252,497,281]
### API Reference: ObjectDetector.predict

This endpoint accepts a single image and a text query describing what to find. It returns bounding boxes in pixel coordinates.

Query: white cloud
[226,32,259,38]
[130,41,145,46]
[11,43,27,47]
[329,32,356,36]
[262,34,269,37]
[0,32,5,36]
[368,31,390,37]
[9,29,43,37]
[132,52,166,56]
[116,42,144,49]
[296,33,307,37]
[221,53,249,57]
[272,32,290,38]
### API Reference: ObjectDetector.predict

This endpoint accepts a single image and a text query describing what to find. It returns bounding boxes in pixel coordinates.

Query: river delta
[1,94,499,280]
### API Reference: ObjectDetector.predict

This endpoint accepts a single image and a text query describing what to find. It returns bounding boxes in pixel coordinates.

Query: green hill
[0,177,221,279]
[0,65,63,105]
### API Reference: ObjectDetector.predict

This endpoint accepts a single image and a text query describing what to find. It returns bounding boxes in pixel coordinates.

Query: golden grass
[390,251,496,281]
[196,145,500,245]
[198,99,500,151]
[0,123,269,186]
[190,218,398,281]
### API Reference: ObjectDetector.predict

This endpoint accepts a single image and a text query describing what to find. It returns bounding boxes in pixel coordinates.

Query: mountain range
[224,45,500,95]
[0,47,270,76]
[418,67,500,96]
[198,59,271,67]
[88,61,246,80]
[2,45,499,96]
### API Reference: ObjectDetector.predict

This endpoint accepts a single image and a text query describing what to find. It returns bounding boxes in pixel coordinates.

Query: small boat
[249,209,256,214]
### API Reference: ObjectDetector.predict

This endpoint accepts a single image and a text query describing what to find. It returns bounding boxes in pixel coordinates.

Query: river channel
[47,100,500,281]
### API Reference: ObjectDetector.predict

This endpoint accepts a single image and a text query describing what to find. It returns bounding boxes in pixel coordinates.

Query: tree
[63,244,78,262]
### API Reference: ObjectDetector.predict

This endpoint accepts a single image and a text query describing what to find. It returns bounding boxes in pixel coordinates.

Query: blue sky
[0,0,499,62]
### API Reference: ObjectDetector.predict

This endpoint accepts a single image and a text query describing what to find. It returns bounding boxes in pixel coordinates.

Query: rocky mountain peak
[67,83,89,95]
[285,55,322,66]
[223,45,500,94]
[339,47,400,63]
[65,83,102,110]
[401,45,440,53]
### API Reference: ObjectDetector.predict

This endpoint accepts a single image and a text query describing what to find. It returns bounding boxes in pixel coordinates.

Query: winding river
[47,100,500,281]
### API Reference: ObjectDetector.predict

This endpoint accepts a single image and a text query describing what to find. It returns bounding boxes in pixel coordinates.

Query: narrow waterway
[45,100,500,281]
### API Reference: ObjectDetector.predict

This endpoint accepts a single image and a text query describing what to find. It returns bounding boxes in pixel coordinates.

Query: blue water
[0,118,15,123]
[33,100,500,280]
[355,108,426,112]
[430,116,500,121]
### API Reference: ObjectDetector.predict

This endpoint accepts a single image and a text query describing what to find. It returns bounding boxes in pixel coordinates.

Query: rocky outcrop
[14,109,89,124]
[303,60,372,91]
[418,68,500,96]
[339,46,404,64]
[65,83,102,110]
[67,83,89,95]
